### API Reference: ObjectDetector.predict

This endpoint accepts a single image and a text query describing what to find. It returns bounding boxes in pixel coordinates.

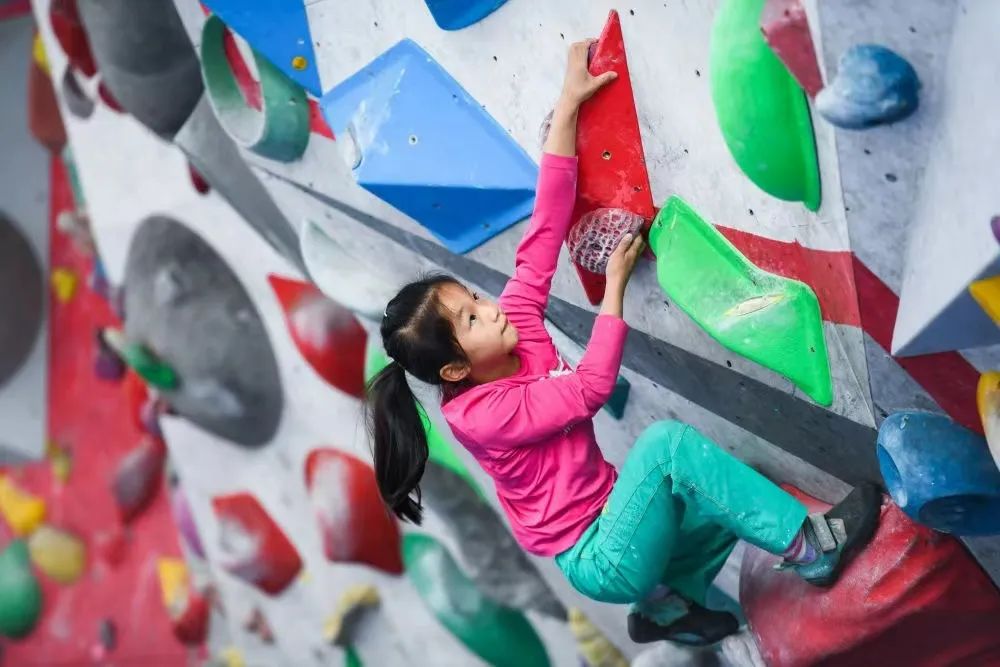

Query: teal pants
[555,421,808,605]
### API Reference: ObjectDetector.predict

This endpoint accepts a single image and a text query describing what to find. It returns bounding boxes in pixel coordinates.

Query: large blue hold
[815,44,920,130]
[200,0,321,97]
[321,40,538,254]
[877,411,1000,536]
[424,0,509,30]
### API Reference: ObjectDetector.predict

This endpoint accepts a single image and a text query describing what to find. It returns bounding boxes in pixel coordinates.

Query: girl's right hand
[605,233,645,291]
[559,39,617,108]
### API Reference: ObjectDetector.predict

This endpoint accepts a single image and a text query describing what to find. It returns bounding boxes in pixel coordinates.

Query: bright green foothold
[0,540,42,638]
[364,342,483,495]
[344,646,362,667]
[402,534,549,667]
[709,0,821,211]
[201,15,311,162]
[121,343,179,391]
[649,197,832,405]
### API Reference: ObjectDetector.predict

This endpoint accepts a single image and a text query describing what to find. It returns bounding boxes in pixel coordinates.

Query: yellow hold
[46,440,73,484]
[218,647,246,667]
[568,608,629,667]
[0,475,46,536]
[976,372,1000,471]
[28,525,86,584]
[323,584,380,645]
[969,276,1000,325]
[32,33,50,76]
[51,267,79,304]
[156,557,189,613]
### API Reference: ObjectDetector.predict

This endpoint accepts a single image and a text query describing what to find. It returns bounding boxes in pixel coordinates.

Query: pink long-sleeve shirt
[442,153,628,556]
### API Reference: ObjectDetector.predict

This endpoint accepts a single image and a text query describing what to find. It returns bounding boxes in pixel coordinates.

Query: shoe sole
[627,611,739,647]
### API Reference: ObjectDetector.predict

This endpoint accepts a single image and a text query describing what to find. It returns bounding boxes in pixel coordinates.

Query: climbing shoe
[782,481,882,587]
[627,596,739,647]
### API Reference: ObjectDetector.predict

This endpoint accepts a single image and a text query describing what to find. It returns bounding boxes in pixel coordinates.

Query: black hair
[365,274,468,524]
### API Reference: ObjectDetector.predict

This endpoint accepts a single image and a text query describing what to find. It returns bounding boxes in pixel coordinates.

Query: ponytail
[366,360,429,524]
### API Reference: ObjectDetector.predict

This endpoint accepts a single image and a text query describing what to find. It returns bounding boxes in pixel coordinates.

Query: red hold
[171,587,211,645]
[268,275,367,399]
[49,0,97,77]
[305,448,403,575]
[28,56,67,153]
[212,492,302,595]
[111,436,167,523]
[570,10,656,304]
[760,0,824,97]
[740,486,1000,666]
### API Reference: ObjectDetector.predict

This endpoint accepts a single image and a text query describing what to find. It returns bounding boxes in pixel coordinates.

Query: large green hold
[364,342,482,495]
[402,534,549,667]
[649,197,832,406]
[709,0,821,211]
[0,540,42,638]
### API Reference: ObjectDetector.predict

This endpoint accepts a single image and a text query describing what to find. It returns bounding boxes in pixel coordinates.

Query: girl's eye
[470,314,477,325]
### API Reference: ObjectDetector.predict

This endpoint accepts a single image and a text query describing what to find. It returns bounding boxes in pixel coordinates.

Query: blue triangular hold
[200,0,321,97]
[424,0,509,31]
[321,39,538,254]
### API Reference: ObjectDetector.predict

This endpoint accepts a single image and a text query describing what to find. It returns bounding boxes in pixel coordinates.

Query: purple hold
[170,486,206,559]
[94,330,126,382]
[991,216,1000,245]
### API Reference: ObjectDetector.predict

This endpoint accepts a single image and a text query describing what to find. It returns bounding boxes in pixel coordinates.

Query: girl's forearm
[543,98,580,157]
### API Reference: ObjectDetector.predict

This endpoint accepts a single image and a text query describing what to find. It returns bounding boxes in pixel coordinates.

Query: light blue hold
[815,44,920,130]
[877,411,1000,536]
[321,39,538,254]
[200,0,322,97]
[424,0,509,31]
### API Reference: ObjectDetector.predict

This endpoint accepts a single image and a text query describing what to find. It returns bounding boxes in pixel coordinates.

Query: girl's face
[437,282,518,378]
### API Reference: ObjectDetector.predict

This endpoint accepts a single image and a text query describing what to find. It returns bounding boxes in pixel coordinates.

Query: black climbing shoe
[783,481,882,587]
[627,600,739,647]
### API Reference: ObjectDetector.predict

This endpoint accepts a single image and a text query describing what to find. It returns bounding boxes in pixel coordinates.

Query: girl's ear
[439,361,471,383]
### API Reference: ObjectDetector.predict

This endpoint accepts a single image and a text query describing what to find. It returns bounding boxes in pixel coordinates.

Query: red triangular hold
[570,10,656,305]
[268,275,368,399]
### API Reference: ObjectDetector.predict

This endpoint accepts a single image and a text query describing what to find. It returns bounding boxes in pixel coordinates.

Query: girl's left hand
[559,39,617,108]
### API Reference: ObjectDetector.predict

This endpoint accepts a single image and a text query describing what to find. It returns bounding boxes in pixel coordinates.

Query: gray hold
[0,214,43,389]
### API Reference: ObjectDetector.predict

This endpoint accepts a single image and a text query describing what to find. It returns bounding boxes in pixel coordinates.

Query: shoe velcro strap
[808,513,838,552]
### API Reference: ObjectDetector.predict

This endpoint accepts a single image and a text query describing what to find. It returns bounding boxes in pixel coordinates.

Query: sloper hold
[402,534,550,667]
[200,0,321,97]
[321,40,538,254]
[760,0,824,97]
[0,540,41,639]
[27,525,86,585]
[111,436,167,523]
[649,197,832,405]
[569,11,656,305]
[268,275,367,399]
[976,372,1000,471]
[710,0,821,210]
[304,448,404,574]
[0,215,43,389]
[423,0,508,30]
[0,476,46,536]
[877,411,1000,535]
[201,15,311,162]
[816,45,920,130]
[212,492,303,595]
[740,486,1000,666]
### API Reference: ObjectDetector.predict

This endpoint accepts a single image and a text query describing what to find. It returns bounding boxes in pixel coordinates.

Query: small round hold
[408,134,419,145]
[291,55,308,71]
[601,150,612,160]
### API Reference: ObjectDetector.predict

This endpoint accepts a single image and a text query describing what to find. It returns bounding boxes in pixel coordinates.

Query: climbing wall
[2,0,997,664]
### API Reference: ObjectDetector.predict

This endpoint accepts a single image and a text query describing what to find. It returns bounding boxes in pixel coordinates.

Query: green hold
[709,0,821,211]
[402,534,549,667]
[121,343,179,391]
[364,343,483,496]
[344,645,362,667]
[603,375,631,420]
[0,540,42,639]
[201,15,311,162]
[649,197,832,406]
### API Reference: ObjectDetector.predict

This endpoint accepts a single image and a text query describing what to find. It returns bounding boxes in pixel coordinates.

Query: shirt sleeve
[499,153,579,320]
[448,315,627,449]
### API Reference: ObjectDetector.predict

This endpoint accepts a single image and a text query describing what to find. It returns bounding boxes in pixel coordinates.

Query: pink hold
[760,0,824,97]
[170,486,206,559]
[567,208,645,275]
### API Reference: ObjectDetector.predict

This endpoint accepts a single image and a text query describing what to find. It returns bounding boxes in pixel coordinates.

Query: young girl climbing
[367,40,881,646]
